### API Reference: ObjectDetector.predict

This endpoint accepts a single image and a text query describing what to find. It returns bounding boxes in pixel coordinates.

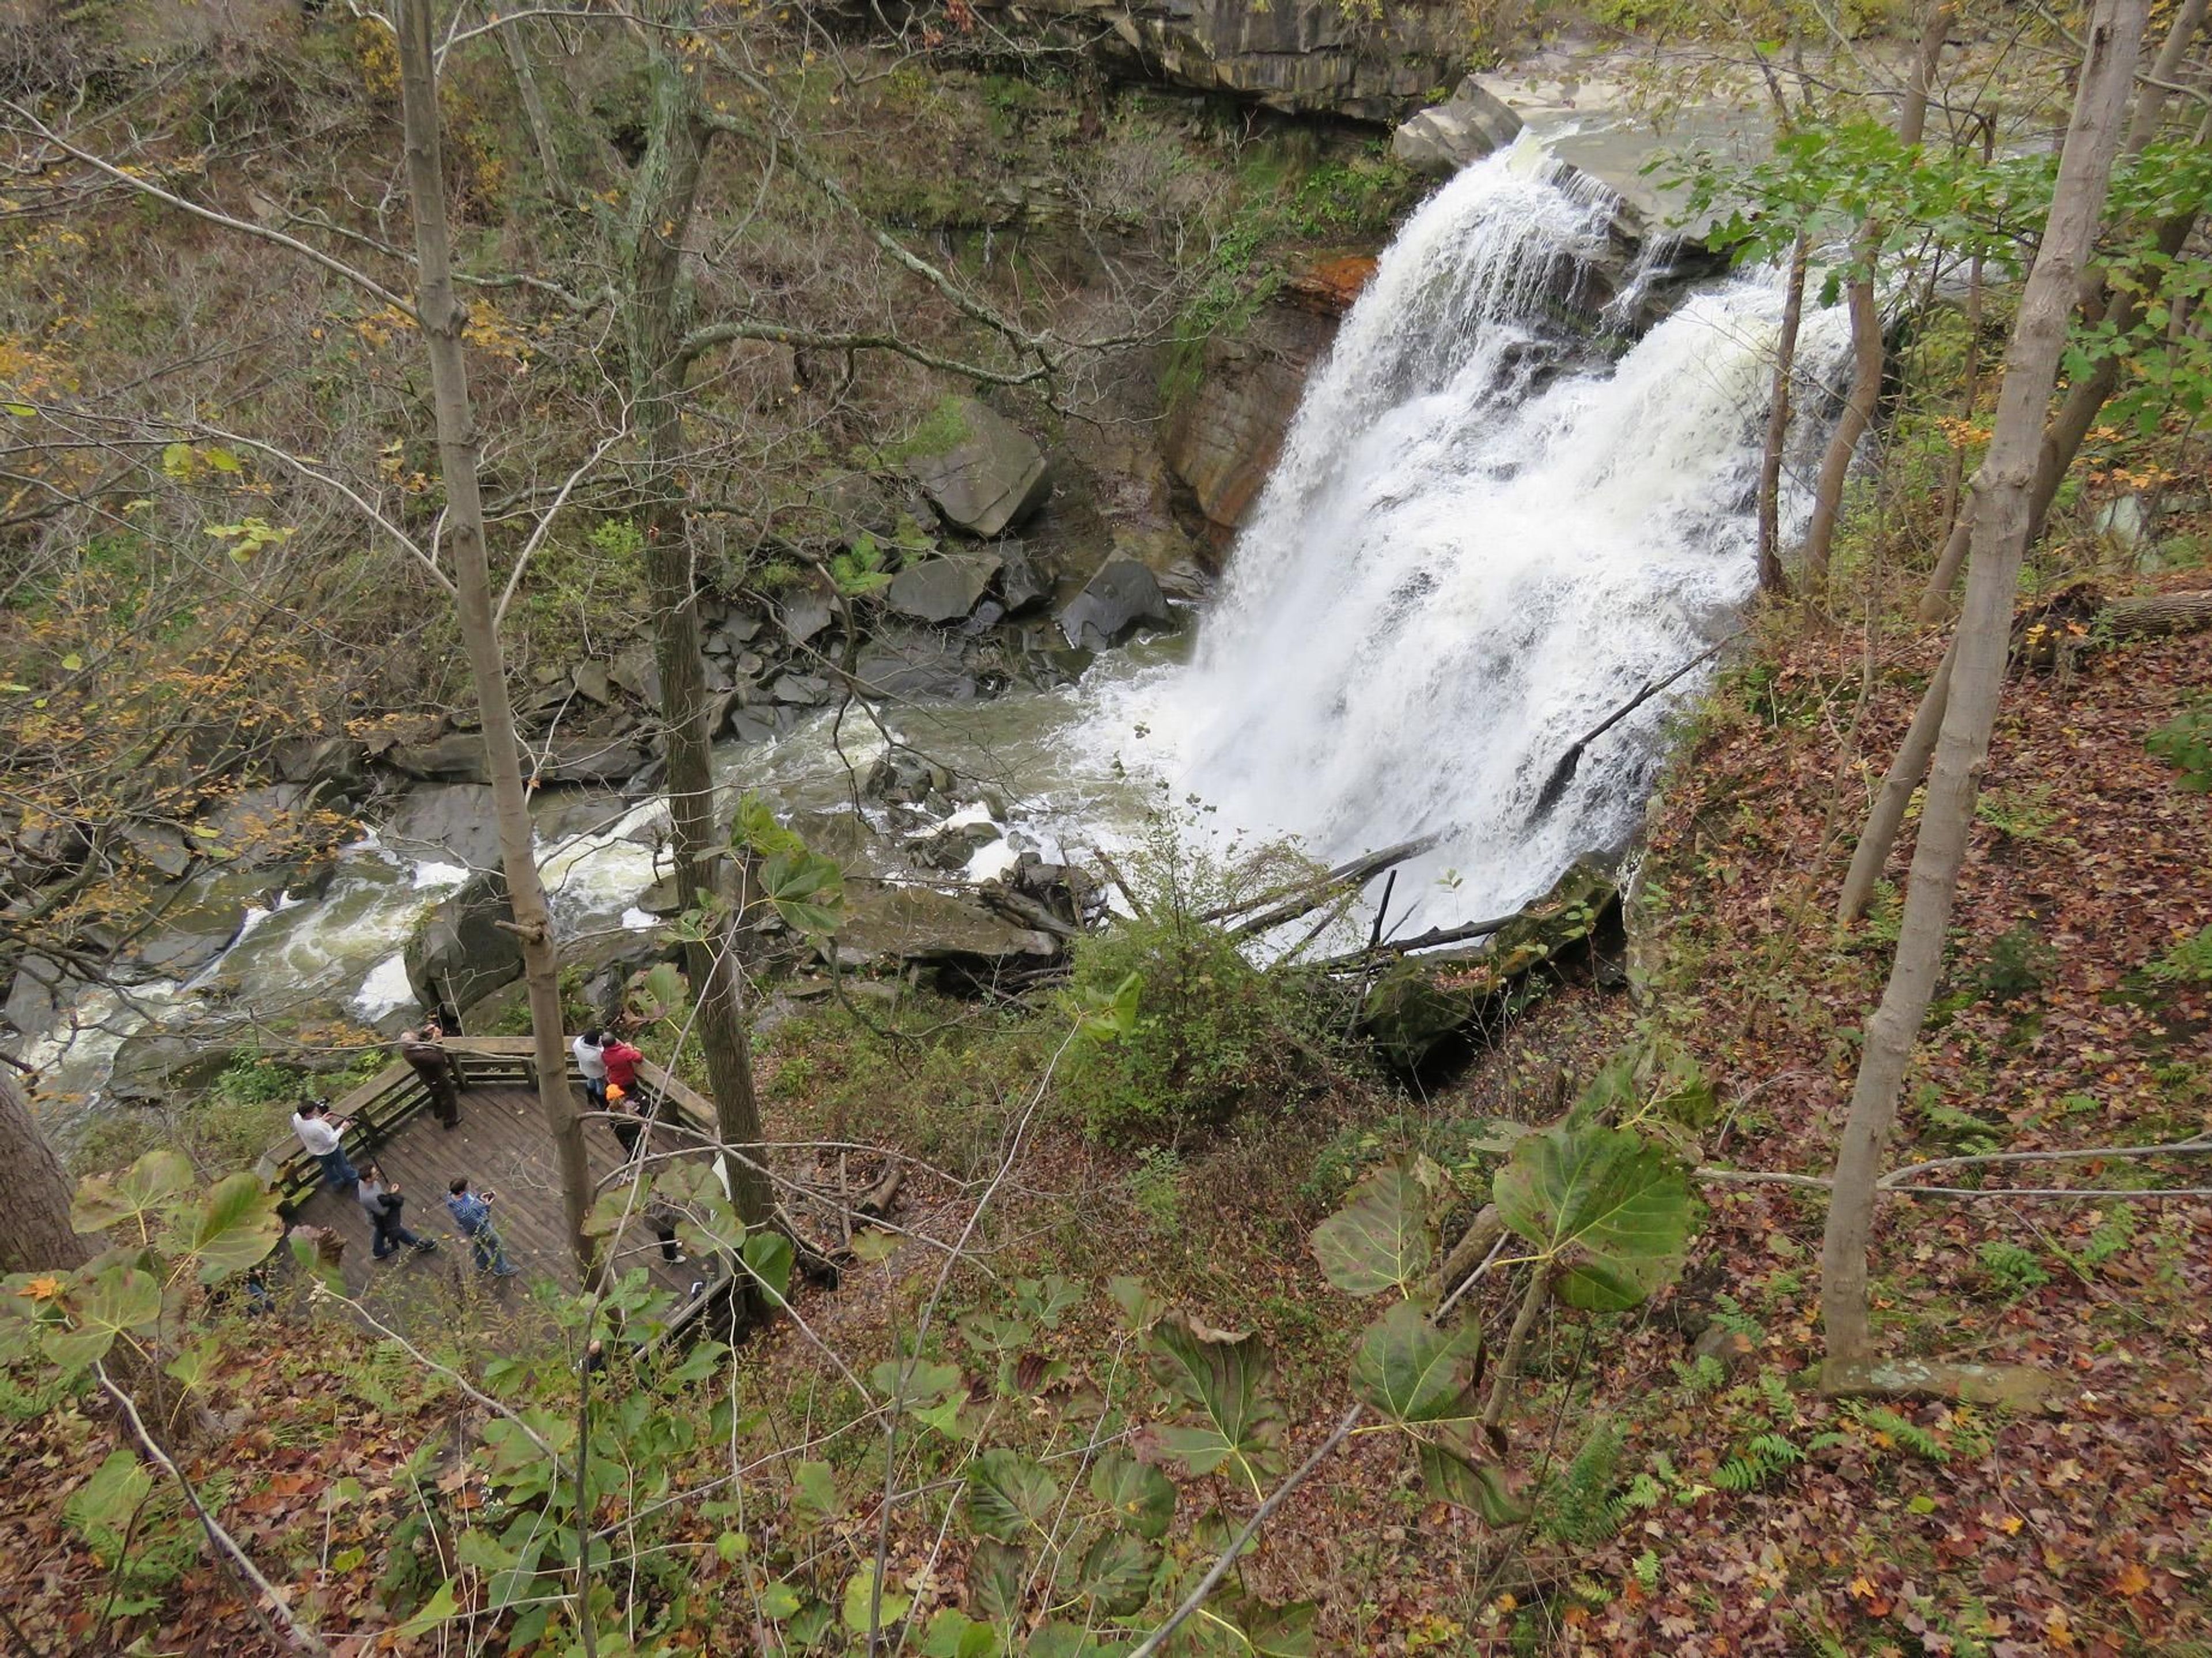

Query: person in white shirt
[290,1101,359,1190]
[572,1028,608,1110]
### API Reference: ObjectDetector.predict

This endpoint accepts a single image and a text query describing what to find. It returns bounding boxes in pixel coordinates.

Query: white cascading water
[1131,140,1851,923]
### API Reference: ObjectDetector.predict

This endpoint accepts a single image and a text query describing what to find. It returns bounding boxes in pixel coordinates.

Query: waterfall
[1132,142,1851,923]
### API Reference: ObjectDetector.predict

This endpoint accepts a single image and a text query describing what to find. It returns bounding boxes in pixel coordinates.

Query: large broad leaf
[1308,1159,1437,1298]
[741,1232,794,1306]
[1071,1530,1155,1616]
[66,1449,152,1532]
[71,1148,194,1234]
[1349,1301,1482,1426]
[185,1171,282,1283]
[1492,1124,1692,1312]
[732,792,805,859]
[841,1562,912,1636]
[1214,1597,1317,1657]
[966,1538,1027,1625]
[1089,1450,1175,1540]
[1416,1439,1527,1524]
[964,1448,1059,1544]
[919,1608,1000,1658]
[760,849,845,936]
[1147,1313,1284,1493]
[43,1265,160,1371]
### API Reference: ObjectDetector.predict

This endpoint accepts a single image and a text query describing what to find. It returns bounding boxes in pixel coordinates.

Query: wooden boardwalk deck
[290,1083,706,1310]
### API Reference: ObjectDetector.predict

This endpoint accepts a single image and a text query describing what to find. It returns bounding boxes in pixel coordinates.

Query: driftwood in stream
[1219,837,1437,939]
[1360,860,1619,1069]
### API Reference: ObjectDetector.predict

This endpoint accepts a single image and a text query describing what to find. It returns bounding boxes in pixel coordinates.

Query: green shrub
[2146,696,2212,791]
[1058,814,1342,1139]
[2146,924,2212,984]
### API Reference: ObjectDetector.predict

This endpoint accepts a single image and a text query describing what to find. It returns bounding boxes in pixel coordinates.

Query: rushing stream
[26,139,1849,1122]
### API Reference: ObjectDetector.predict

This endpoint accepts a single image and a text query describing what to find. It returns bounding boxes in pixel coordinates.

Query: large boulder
[270,735,372,797]
[968,0,1467,124]
[854,632,981,702]
[385,733,491,786]
[905,398,1052,538]
[124,870,270,978]
[536,734,655,787]
[206,783,323,871]
[2,953,71,1042]
[1391,75,1525,174]
[381,783,502,872]
[1058,558,1172,650]
[827,883,1060,975]
[404,870,524,1023]
[885,553,1002,625]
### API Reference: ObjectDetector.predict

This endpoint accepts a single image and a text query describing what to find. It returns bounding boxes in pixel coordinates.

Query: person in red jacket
[601,1035,643,1095]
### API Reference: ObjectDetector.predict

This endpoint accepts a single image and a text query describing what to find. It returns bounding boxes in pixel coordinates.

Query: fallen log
[2105,587,2212,639]
[1222,837,1437,939]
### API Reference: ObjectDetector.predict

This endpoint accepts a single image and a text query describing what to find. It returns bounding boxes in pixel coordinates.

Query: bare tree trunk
[1797,5,1952,598]
[0,1068,87,1276]
[1835,635,1955,925]
[620,17,774,1229]
[1758,232,1810,597]
[1819,0,2147,1375]
[497,14,570,205]
[397,0,593,1278]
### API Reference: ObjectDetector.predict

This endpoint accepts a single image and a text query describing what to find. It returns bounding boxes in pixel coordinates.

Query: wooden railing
[256,1036,736,1343]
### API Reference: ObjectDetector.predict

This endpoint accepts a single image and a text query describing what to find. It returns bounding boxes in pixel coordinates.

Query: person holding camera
[445,1177,519,1277]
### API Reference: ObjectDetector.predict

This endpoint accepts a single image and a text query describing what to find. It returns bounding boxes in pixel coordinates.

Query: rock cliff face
[967,0,1467,123]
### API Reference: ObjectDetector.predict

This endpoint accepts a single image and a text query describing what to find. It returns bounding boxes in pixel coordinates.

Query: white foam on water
[353,951,419,1020]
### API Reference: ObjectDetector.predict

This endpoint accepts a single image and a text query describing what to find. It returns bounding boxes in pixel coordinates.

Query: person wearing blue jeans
[290,1102,357,1190]
[445,1178,519,1277]
[357,1165,437,1261]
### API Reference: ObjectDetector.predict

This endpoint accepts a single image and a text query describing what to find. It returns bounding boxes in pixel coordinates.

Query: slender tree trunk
[1819,0,2147,1375]
[397,0,593,1278]
[1797,6,1952,598]
[498,16,570,205]
[0,1068,88,1276]
[621,20,773,1229]
[1758,233,1810,597]
[1835,635,1955,925]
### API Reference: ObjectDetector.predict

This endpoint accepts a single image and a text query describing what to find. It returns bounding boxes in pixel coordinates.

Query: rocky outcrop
[1164,299,1338,537]
[1391,75,1525,173]
[828,883,1060,976]
[886,552,1002,624]
[380,783,502,872]
[404,871,523,1024]
[968,0,1469,124]
[906,398,1052,537]
[1059,557,1172,650]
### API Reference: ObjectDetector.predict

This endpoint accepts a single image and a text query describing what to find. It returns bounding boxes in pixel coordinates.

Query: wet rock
[207,783,319,870]
[2,953,70,1042]
[910,818,1003,872]
[771,673,834,707]
[107,1031,237,1105]
[1058,557,1171,650]
[780,591,835,646]
[572,662,615,705]
[1392,76,1525,174]
[381,783,501,873]
[855,632,981,703]
[270,735,370,795]
[995,541,1053,614]
[609,646,662,707]
[126,870,268,977]
[404,870,523,1021]
[1283,253,1381,316]
[886,552,1002,624]
[863,750,956,811]
[385,733,491,786]
[827,883,1060,973]
[123,822,194,881]
[536,734,656,787]
[906,397,1052,538]
[1157,559,1215,603]
[726,708,783,744]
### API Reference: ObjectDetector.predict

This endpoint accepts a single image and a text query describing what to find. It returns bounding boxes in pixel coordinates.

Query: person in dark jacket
[399,1021,461,1128]
[356,1164,437,1260]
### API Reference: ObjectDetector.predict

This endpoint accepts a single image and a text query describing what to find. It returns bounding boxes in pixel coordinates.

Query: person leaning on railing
[398,1020,461,1129]
[290,1100,358,1190]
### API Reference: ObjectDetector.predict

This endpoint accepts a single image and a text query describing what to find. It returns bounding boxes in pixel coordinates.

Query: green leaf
[185,1171,283,1283]
[59,652,82,671]
[966,1538,1027,1625]
[1222,1596,1319,1656]
[66,1450,152,1532]
[760,849,846,937]
[758,1580,802,1619]
[1350,1301,1482,1425]
[1309,1159,1436,1297]
[964,1448,1059,1543]
[1146,1312,1283,1492]
[1089,1449,1175,1539]
[732,792,805,858]
[72,1148,194,1233]
[1493,1124,1692,1311]
[1107,1274,1161,1331]
[1072,970,1142,1045]
[791,1458,838,1522]
[741,1231,794,1305]
[1416,1439,1525,1522]
[393,1578,461,1640]
[3,402,36,418]
[920,1608,999,1657]
[842,1563,911,1635]
[637,961,689,1020]
[1072,1530,1154,1615]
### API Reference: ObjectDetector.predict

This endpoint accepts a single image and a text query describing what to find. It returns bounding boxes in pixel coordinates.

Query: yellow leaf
[2116,1561,2150,1596]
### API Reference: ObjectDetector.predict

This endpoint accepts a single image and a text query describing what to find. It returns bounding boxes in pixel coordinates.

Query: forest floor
[5,561,2210,1655]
